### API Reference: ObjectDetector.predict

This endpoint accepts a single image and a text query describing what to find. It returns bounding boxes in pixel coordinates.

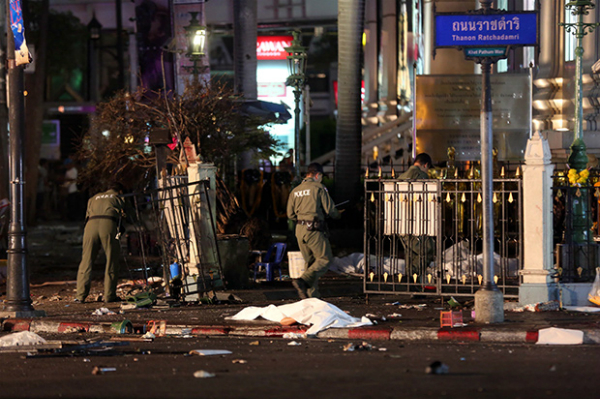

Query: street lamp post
[184,11,208,80]
[87,15,102,102]
[559,1,599,244]
[285,30,307,178]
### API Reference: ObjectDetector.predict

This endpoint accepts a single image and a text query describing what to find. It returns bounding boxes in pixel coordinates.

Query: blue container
[170,262,181,280]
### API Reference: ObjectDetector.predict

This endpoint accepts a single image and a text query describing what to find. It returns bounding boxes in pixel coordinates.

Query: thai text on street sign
[435,12,538,48]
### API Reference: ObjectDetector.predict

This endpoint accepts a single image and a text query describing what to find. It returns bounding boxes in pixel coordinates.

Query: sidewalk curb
[3,318,599,344]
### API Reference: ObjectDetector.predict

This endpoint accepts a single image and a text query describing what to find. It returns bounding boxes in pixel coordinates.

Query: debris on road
[189,349,232,356]
[287,341,301,346]
[249,341,260,346]
[193,370,216,378]
[342,341,373,352]
[232,359,247,364]
[509,300,560,312]
[426,361,449,375]
[282,332,305,339]
[92,307,116,316]
[92,366,117,375]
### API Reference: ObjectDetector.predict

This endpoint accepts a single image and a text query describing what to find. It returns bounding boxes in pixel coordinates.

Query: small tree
[75,80,279,193]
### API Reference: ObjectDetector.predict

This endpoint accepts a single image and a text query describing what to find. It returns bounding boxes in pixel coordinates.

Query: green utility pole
[559,1,599,245]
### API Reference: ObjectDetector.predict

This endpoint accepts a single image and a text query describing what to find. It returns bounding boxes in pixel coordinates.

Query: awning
[240,100,292,124]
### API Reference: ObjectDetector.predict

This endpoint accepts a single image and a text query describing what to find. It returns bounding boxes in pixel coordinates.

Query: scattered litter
[120,303,137,311]
[426,361,449,375]
[440,311,464,328]
[117,277,163,289]
[92,367,116,375]
[228,298,372,336]
[385,301,401,306]
[537,327,584,345]
[563,306,600,313]
[193,370,216,378]
[249,341,260,346]
[146,320,167,337]
[92,308,116,316]
[83,359,91,363]
[549,365,557,372]
[387,313,402,319]
[49,295,62,302]
[399,304,427,310]
[0,331,47,347]
[447,297,461,308]
[343,341,373,352]
[141,332,156,339]
[287,341,301,346]
[378,347,388,352]
[232,359,247,364]
[282,332,304,339]
[509,300,560,312]
[189,349,232,356]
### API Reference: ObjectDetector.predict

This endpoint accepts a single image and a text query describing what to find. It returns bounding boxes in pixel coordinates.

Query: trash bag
[589,267,600,306]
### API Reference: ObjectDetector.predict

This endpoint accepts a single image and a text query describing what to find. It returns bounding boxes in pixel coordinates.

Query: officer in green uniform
[75,183,126,303]
[398,153,434,278]
[287,163,341,298]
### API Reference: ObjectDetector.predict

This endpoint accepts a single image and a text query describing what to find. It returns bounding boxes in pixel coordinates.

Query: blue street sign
[435,12,538,48]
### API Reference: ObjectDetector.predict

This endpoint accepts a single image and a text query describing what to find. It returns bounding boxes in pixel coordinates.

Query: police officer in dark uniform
[75,183,126,303]
[287,163,341,298]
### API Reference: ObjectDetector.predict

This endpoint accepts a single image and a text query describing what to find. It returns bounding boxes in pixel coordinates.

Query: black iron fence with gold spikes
[363,176,522,297]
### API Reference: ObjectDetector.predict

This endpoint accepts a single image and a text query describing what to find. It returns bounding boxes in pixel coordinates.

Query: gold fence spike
[446,274,451,284]
[477,192,482,203]
[446,192,452,203]
[477,275,483,285]
[461,193,466,203]
[461,275,467,285]
[412,273,418,283]
[398,273,403,282]
[577,267,583,277]
[493,192,498,203]
[427,274,432,284]
[383,272,388,283]
[369,272,375,282]
[370,193,375,202]
[508,192,514,203]
[494,275,498,284]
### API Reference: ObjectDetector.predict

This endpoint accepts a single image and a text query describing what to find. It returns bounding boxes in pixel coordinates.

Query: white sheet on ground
[536,327,584,345]
[329,241,519,281]
[227,298,373,336]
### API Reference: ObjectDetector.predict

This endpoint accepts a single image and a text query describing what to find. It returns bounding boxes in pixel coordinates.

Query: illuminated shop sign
[435,12,538,47]
[257,36,293,60]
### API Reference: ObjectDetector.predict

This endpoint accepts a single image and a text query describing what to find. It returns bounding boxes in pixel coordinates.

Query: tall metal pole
[0,2,43,317]
[474,0,503,324]
[293,86,302,177]
[480,60,495,291]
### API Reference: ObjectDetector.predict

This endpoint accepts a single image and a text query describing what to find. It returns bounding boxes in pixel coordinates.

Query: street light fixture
[184,12,208,79]
[284,30,307,178]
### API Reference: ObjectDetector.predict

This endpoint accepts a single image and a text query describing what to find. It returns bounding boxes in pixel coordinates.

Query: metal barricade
[364,178,522,297]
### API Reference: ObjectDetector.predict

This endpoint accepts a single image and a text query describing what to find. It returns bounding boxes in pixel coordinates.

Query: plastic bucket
[287,251,306,279]
[169,262,181,280]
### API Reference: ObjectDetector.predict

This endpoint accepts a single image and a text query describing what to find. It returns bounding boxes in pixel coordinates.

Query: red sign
[257,36,293,60]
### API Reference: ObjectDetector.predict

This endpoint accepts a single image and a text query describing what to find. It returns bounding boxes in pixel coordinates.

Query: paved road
[0,334,598,399]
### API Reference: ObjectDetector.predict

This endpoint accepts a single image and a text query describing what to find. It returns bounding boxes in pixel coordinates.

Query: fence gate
[363,178,523,297]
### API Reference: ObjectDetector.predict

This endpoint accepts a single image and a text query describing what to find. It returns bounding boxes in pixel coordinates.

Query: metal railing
[364,178,523,297]
[552,171,600,283]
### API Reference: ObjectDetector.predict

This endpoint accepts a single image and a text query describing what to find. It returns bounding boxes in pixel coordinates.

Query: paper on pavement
[563,306,600,313]
[536,327,584,345]
[228,298,373,336]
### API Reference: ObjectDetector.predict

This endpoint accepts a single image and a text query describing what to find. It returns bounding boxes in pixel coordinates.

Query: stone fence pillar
[519,132,557,305]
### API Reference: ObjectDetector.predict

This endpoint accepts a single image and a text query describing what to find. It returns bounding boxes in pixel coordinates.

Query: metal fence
[364,178,522,297]
[125,176,225,300]
[552,173,600,283]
